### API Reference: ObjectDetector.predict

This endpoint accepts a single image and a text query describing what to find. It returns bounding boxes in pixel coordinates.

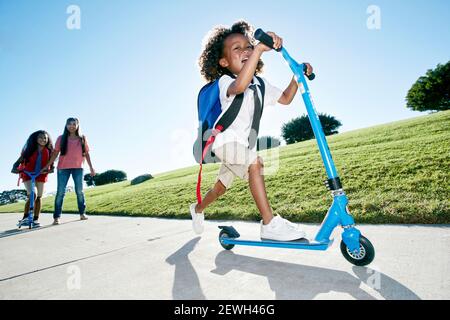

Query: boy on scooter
[191,21,313,241]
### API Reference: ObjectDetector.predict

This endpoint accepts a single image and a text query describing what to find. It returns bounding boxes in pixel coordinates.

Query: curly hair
[199,20,264,82]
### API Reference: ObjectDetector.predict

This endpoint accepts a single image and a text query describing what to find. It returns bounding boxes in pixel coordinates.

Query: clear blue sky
[1,0,449,193]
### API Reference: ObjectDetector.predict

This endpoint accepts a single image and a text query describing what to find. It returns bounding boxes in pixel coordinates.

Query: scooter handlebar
[303,64,316,81]
[254,28,281,52]
[254,28,316,81]
[16,169,52,177]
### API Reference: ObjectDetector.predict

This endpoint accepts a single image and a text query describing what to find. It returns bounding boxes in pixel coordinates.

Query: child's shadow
[211,251,421,300]
[165,237,206,300]
[0,219,80,239]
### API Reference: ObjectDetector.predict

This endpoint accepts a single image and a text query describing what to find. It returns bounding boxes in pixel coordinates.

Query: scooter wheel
[340,235,375,266]
[219,230,235,250]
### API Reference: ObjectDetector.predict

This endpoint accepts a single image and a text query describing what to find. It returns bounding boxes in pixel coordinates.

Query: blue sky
[1,0,449,193]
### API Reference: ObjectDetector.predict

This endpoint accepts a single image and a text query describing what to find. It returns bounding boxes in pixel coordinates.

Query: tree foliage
[406,61,450,112]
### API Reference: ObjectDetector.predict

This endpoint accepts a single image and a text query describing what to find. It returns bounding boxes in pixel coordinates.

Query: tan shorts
[213,142,263,189]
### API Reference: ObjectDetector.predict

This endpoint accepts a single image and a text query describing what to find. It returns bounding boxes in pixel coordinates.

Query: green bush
[131,174,153,186]
[94,170,127,186]
[282,113,342,144]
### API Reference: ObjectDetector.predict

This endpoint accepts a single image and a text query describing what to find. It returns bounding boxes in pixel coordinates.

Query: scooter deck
[219,226,333,251]
[221,237,332,251]
[17,220,40,229]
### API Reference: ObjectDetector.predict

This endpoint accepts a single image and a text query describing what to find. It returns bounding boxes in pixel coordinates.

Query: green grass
[2,111,449,224]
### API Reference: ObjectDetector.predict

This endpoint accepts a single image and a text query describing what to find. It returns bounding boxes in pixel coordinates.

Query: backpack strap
[255,76,265,108]
[196,124,221,204]
[248,76,266,149]
[213,73,243,133]
[214,93,244,131]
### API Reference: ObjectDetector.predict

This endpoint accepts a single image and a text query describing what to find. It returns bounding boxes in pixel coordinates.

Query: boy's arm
[228,32,282,96]
[278,63,314,105]
[227,46,265,96]
[278,76,298,105]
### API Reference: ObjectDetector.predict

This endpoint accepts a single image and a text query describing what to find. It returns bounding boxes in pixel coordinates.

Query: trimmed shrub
[131,174,153,186]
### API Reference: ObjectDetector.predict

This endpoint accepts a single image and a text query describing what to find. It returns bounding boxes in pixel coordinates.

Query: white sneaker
[190,203,204,234]
[260,215,306,241]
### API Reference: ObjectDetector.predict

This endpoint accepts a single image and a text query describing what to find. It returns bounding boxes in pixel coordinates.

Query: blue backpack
[193,76,265,204]
[193,76,265,164]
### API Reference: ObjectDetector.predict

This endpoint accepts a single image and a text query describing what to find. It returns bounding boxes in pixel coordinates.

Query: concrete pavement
[0,213,448,300]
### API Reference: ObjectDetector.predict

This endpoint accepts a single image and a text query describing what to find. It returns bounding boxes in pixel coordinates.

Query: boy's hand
[256,31,283,52]
[304,62,313,76]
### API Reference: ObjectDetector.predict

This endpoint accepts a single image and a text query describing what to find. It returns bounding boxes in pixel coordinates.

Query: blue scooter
[17,170,41,229]
[217,29,375,266]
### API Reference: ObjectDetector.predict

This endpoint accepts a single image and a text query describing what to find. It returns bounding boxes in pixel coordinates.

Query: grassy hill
[1,111,449,224]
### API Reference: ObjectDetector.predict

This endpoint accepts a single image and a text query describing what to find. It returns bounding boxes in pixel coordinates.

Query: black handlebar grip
[254,28,281,52]
[255,28,315,81]
[303,64,316,81]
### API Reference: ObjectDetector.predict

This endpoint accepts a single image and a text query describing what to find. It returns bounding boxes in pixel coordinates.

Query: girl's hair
[199,20,264,82]
[22,130,54,163]
[60,117,86,156]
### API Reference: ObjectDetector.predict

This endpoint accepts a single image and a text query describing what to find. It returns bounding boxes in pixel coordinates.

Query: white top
[212,75,283,151]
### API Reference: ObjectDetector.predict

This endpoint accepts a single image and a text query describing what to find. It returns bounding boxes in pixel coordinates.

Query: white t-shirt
[212,75,283,151]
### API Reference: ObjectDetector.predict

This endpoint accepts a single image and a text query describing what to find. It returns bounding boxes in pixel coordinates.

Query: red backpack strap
[196,125,223,205]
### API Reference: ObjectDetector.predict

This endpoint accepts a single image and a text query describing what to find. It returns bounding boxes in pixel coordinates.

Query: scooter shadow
[211,251,420,300]
[0,219,82,239]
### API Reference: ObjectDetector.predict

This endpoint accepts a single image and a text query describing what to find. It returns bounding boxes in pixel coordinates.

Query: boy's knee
[256,156,264,166]
[250,157,264,170]
[214,181,227,197]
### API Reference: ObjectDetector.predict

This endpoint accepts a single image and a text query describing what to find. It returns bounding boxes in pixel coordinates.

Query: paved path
[0,213,448,300]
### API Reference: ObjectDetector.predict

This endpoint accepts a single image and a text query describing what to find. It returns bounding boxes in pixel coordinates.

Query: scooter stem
[280,47,340,183]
